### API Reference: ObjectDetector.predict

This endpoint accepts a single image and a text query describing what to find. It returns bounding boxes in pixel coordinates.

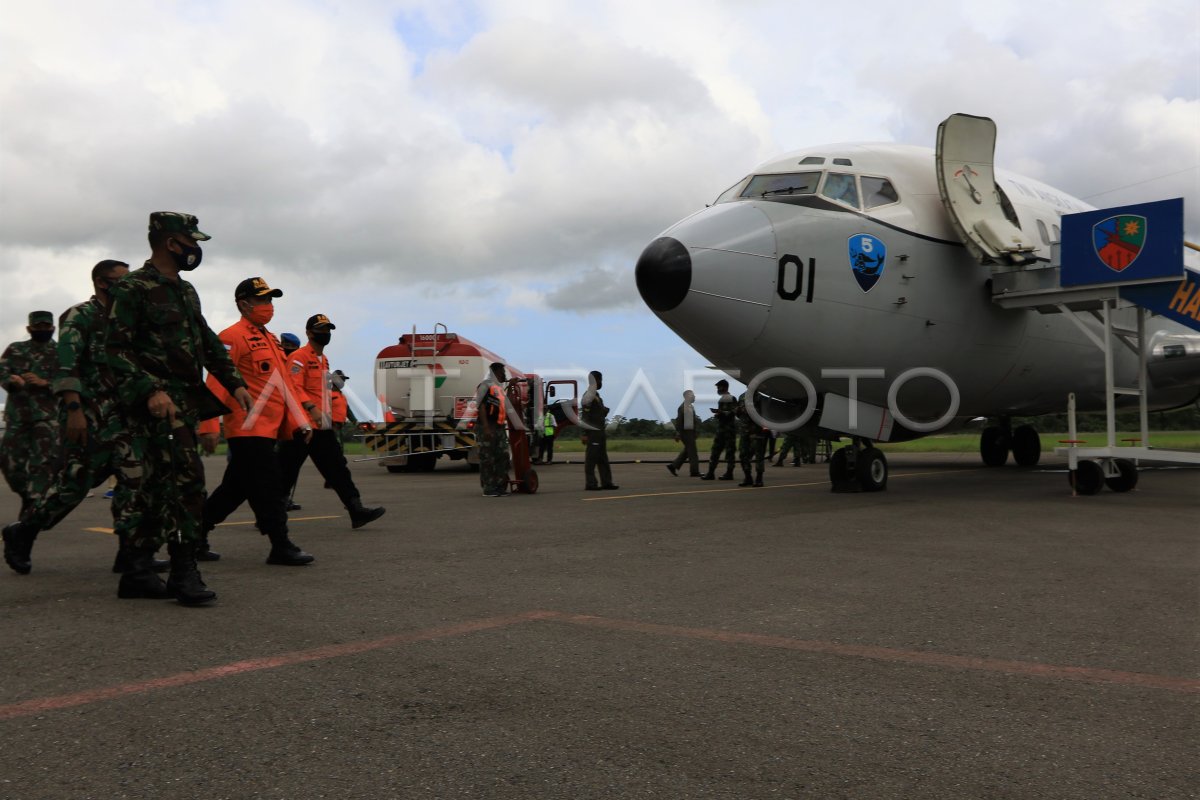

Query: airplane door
[936,113,1037,264]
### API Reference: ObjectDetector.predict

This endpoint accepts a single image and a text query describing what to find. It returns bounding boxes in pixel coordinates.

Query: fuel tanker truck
[365,324,578,474]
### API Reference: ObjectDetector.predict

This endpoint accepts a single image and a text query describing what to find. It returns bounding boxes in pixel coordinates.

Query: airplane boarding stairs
[988,238,1200,494]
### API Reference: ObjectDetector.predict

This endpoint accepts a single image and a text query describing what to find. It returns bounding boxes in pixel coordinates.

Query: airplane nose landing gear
[830,438,888,492]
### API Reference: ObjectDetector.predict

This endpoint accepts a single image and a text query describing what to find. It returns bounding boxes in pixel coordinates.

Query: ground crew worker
[667,389,701,477]
[2,261,166,576]
[736,392,769,487]
[105,212,252,605]
[538,407,556,464]
[330,370,351,429]
[198,278,316,566]
[774,429,802,466]
[581,370,618,490]
[278,314,385,528]
[1,311,62,574]
[700,379,737,481]
[474,362,511,496]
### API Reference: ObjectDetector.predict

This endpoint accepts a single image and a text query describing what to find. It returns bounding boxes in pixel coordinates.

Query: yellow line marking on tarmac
[582,469,981,501]
[83,515,341,535]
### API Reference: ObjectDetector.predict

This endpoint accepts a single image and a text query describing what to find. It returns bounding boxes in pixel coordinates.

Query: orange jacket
[205,317,311,439]
[288,343,333,429]
[331,388,348,425]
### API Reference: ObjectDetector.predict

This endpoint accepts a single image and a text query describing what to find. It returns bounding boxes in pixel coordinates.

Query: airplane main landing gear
[829,438,888,493]
[980,425,1009,466]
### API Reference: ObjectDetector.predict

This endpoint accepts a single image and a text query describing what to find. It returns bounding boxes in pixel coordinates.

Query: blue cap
[280,332,301,348]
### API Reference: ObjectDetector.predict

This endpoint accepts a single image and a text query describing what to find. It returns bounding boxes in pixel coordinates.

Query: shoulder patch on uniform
[291,363,302,374]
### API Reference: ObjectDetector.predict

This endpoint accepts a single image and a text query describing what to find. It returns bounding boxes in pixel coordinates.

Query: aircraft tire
[856,447,888,492]
[1104,458,1138,493]
[1069,459,1104,495]
[1011,425,1041,467]
[980,426,1009,467]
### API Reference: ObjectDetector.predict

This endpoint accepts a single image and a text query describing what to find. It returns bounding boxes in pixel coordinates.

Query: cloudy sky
[2,0,1197,419]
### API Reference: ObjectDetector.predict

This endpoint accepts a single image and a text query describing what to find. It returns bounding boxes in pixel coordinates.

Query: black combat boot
[166,541,217,605]
[266,531,315,566]
[718,468,735,481]
[347,498,385,530]
[2,521,37,575]
[754,472,764,487]
[112,533,169,573]
[195,534,221,562]
[738,470,753,487]
[117,546,171,599]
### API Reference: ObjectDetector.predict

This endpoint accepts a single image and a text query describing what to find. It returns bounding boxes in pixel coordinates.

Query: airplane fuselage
[636,143,1199,437]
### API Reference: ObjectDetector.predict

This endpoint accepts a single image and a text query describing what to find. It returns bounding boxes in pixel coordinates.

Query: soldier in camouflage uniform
[1,311,60,574]
[473,362,512,496]
[736,391,769,487]
[700,378,737,481]
[2,261,169,576]
[105,212,251,605]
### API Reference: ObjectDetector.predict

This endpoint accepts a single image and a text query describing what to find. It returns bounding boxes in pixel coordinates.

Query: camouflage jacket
[53,297,117,415]
[713,392,737,431]
[106,262,244,421]
[735,393,768,437]
[0,338,59,425]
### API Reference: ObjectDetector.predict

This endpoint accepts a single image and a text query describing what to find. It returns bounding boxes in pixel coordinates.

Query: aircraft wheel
[856,447,888,492]
[1069,459,1104,495]
[980,426,1009,467]
[1104,458,1138,493]
[1011,425,1041,467]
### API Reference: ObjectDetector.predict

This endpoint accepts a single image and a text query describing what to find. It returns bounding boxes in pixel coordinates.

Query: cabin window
[739,171,822,199]
[821,172,860,209]
[1036,219,1050,244]
[861,176,899,209]
[799,156,825,165]
[1051,223,1061,242]
[714,177,750,205]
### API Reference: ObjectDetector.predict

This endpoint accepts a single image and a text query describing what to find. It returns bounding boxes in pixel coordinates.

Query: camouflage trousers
[707,428,736,476]
[24,407,143,540]
[477,428,511,494]
[739,433,768,478]
[1,418,60,511]
[126,414,206,549]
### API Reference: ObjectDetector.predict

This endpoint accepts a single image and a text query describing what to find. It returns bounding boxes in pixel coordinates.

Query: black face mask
[31,330,53,343]
[170,240,203,271]
[311,332,331,346]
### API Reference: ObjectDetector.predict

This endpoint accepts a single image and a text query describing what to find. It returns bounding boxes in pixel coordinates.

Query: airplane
[635,113,1200,493]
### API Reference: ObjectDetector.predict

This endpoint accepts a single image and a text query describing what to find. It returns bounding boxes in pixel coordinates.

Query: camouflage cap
[234,276,283,300]
[149,211,211,241]
[305,314,336,331]
[28,310,54,326]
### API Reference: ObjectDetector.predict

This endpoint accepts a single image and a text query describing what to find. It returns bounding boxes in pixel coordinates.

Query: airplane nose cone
[635,236,691,312]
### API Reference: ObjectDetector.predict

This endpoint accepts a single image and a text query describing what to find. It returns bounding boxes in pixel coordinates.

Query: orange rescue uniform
[201,317,311,439]
[289,343,333,429]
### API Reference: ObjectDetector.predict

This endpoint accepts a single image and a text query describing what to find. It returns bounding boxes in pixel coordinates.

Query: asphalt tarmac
[0,451,1196,800]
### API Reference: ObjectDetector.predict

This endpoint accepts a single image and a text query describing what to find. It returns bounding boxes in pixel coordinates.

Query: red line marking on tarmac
[0,612,548,721]
[533,611,1200,694]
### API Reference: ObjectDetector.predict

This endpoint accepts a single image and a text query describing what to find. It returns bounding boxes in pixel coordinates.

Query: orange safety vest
[484,383,506,427]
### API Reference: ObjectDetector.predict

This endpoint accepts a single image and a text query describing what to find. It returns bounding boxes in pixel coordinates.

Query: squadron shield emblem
[848,233,886,292]
[1093,214,1146,272]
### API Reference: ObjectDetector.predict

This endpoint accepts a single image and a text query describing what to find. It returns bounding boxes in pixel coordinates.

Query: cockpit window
[821,172,860,209]
[861,176,899,209]
[740,171,822,199]
[713,178,749,205]
[799,156,825,165]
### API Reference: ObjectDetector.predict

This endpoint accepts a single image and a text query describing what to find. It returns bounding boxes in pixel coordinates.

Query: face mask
[170,239,203,271]
[31,330,53,343]
[311,331,331,346]
[244,304,274,327]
